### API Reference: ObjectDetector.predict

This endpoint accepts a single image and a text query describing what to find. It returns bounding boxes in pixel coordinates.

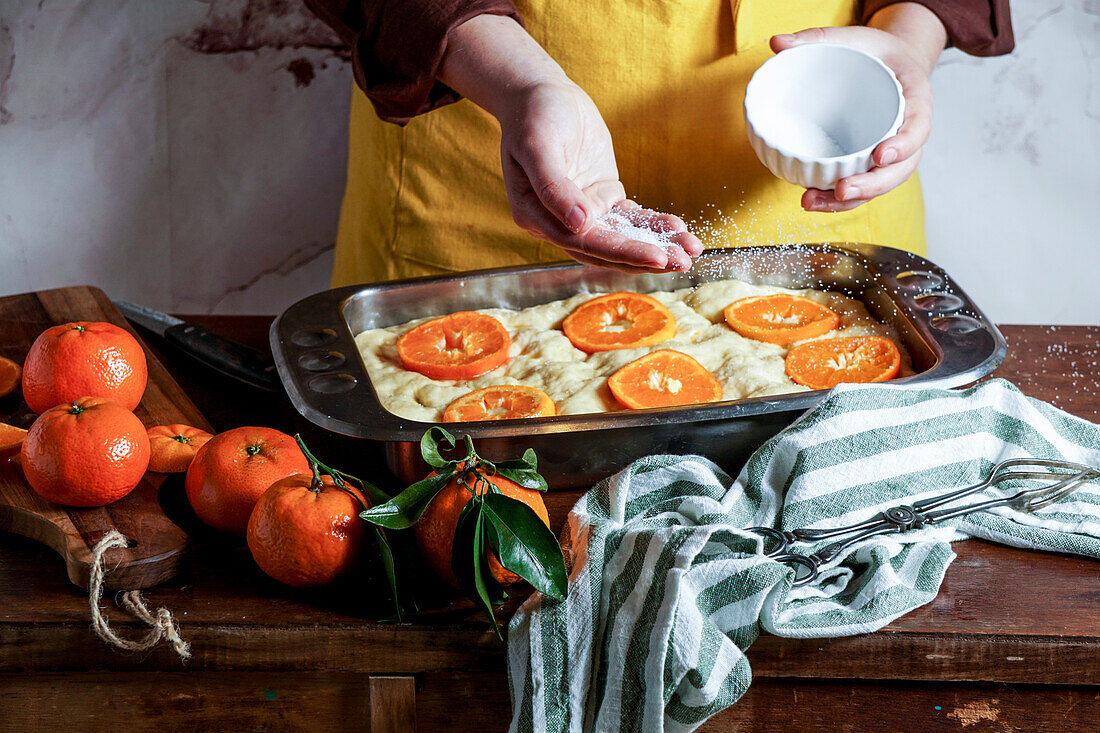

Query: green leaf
[493,465,549,492]
[452,500,504,638]
[359,478,393,508]
[420,427,456,468]
[370,526,402,621]
[359,472,454,529]
[481,493,568,601]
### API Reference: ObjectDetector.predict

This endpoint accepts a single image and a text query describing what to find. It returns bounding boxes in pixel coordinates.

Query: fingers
[504,155,699,272]
[873,67,933,168]
[514,145,595,234]
[770,27,830,52]
[803,148,921,212]
[564,250,675,275]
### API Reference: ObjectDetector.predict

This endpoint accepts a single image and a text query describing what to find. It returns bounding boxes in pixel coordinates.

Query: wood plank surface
[0,321,1096,702]
[0,287,211,590]
[0,671,1094,731]
[369,676,417,733]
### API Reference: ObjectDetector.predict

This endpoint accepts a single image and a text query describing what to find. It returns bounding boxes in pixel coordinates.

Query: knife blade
[114,301,282,392]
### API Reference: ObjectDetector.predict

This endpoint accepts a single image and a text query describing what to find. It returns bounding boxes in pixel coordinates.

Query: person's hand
[771,5,947,213]
[497,81,702,272]
[439,14,701,272]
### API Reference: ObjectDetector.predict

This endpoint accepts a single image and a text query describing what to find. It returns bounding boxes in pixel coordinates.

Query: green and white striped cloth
[507,379,1100,732]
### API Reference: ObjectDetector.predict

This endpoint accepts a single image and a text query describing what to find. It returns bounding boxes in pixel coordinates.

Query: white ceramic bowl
[744,43,905,190]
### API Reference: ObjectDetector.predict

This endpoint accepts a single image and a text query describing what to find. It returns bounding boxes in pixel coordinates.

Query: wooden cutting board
[0,286,212,590]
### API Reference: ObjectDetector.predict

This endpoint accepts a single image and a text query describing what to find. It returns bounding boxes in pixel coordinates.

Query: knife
[114,301,282,392]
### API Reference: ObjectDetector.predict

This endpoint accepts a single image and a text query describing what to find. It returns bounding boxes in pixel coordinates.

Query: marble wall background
[1,1,1097,323]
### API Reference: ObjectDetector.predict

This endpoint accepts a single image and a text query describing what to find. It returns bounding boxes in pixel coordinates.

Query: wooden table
[1,322,1098,732]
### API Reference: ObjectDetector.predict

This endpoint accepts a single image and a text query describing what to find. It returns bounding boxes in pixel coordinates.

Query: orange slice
[785,336,901,390]
[608,350,724,410]
[0,356,21,399]
[0,422,27,464]
[442,385,556,422]
[397,311,511,381]
[724,295,839,346]
[147,424,214,473]
[563,292,677,353]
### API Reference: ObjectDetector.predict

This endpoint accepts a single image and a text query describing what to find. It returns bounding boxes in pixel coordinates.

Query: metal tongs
[749,458,1100,586]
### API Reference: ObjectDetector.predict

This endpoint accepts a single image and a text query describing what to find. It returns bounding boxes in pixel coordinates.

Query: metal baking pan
[271,244,1006,488]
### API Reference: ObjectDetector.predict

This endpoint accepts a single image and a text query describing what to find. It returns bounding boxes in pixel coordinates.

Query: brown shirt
[305,1,1014,125]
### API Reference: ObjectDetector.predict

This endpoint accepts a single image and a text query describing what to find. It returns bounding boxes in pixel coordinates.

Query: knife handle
[163,323,281,392]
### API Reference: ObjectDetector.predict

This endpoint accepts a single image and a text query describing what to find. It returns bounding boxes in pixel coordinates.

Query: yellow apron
[331,0,926,286]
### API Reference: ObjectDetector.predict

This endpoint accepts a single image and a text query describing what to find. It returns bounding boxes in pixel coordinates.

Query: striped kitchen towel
[507,378,1100,732]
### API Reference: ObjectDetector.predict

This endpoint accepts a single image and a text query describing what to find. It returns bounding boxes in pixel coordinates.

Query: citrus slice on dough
[442,385,556,422]
[724,294,839,346]
[0,422,28,463]
[608,350,724,410]
[0,356,21,399]
[563,292,676,353]
[785,336,901,390]
[397,311,511,381]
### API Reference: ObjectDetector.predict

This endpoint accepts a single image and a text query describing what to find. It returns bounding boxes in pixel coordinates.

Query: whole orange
[20,397,150,507]
[247,474,367,587]
[147,424,213,473]
[185,426,309,534]
[22,322,148,414]
[414,464,551,588]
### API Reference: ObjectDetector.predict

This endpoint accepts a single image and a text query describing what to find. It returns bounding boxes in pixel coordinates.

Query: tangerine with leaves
[22,322,147,414]
[147,424,213,473]
[247,472,368,588]
[397,311,511,381]
[360,428,567,637]
[185,426,309,534]
[724,294,839,346]
[20,397,150,507]
[562,292,676,353]
[414,463,549,588]
[785,336,901,390]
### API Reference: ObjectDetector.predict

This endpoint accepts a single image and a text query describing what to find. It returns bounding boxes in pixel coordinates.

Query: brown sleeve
[862,1,1014,56]
[304,0,523,125]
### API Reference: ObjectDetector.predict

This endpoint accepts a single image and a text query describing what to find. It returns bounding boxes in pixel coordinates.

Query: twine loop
[88,530,190,660]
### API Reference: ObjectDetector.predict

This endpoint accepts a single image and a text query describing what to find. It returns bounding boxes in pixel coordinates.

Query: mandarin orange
[397,312,511,381]
[0,422,28,464]
[147,424,213,473]
[562,292,676,353]
[442,385,556,422]
[785,336,901,390]
[414,464,550,588]
[22,322,147,414]
[184,426,309,534]
[246,474,367,587]
[0,356,21,399]
[20,397,150,507]
[608,349,724,409]
[724,294,839,346]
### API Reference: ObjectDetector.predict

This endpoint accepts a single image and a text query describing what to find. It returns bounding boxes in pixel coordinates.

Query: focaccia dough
[354,279,911,422]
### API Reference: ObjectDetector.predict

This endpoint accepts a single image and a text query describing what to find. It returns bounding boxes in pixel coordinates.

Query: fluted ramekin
[744,43,905,190]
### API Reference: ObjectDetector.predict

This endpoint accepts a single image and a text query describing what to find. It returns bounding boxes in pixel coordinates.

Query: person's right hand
[496,81,702,272]
[439,14,701,273]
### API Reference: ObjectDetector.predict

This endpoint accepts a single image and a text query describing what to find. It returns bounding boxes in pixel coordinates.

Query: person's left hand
[770,25,937,212]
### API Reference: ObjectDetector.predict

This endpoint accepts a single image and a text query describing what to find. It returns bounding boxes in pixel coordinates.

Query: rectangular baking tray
[271,244,1006,488]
